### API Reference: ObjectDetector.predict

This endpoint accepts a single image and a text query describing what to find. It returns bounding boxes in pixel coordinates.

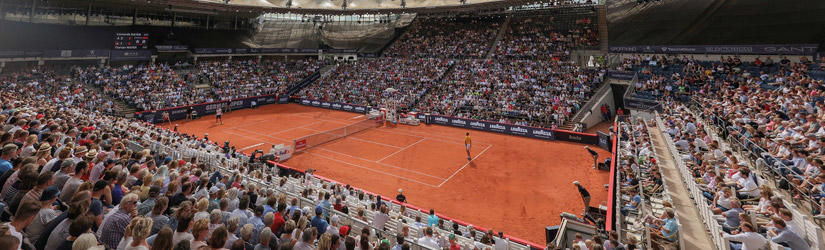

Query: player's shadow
[468,161,478,169]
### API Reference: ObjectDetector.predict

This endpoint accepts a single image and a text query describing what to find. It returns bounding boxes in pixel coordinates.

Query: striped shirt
[99,209,133,249]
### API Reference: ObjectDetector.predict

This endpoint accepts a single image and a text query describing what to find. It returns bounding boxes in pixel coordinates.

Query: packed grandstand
[0,0,824,250]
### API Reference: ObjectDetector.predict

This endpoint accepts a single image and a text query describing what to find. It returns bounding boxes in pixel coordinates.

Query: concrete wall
[579,86,615,129]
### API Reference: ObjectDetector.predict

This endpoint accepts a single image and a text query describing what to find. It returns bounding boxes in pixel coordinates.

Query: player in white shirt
[216,107,223,125]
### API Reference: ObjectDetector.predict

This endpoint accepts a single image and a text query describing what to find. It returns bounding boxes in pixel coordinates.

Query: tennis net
[293,118,378,152]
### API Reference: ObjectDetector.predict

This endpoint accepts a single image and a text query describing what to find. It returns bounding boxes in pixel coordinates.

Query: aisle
[649,126,716,250]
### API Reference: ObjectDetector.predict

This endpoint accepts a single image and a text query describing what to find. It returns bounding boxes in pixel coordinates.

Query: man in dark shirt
[396,189,406,203]
[574,181,590,215]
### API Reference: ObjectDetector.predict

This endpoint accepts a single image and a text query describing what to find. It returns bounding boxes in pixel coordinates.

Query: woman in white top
[126,217,153,250]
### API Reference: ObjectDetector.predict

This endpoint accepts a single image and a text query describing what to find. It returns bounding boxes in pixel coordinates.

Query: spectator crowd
[78,59,318,112]
[620,53,825,249]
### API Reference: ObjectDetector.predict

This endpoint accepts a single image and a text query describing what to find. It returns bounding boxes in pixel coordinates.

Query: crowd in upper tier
[383,17,503,59]
[77,59,318,111]
[297,58,451,110]
[416,59,603,127]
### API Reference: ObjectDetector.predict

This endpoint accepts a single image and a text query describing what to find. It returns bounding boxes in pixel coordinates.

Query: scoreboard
[114,33,149,49]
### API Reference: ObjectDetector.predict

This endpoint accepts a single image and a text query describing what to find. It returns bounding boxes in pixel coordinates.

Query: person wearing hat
[448,234,460,250]
[311,206,329,235]
[71,146,87,163]
[396,189,406,203]
[23,186,61,244]
[0,143,19,175]
[137,186,161,216]
[574,181,591,215]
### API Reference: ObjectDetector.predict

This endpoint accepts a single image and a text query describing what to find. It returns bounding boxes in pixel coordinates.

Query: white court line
[378,138,425,162]
[370,128,492,147]
[306,151,441,188]
[351,115,365,119]
[263,121,323,136]
[301,127,404,149]
[290,113,352,125]
[382,128,495,146]
[223,118,276,130]
[437,144,493,187]
[239,143,264,152]
[232,128,294,142]
[315,147,445,180]
[224,130,289,149]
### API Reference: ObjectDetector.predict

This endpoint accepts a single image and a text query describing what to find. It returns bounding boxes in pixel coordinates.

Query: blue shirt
[427,214,439,227]
[263,205,276,216]
[320,199,332,218]
[0,159,12,175]
[662,218,678,239]
[311,216,329,235]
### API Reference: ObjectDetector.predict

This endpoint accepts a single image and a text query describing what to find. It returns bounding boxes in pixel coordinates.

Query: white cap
[398,188,403,193]
[573,181,580,185]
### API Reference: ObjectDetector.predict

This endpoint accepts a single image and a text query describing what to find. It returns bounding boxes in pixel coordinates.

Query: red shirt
[271,212,285,233]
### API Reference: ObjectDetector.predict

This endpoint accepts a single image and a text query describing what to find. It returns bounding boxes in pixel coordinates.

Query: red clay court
[162,103,610,244]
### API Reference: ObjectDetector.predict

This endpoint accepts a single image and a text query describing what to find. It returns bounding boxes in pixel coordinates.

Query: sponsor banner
[155,45,189,52]
[136,94,279,123]
[625,97,663,112]
[110,50,152,61]
[0,50,26,58]
[193,48,326,55]
[295,98,370,114]
[608,70,635,80]
[326,49,358,53]
[42,49,109,58]
[428,115,557,141]
[554,130,599,145]
[609,44,818,55]
[597,131,611,152]
[294,99,603,145]
[295,138,308,151]
[0,50,108,58]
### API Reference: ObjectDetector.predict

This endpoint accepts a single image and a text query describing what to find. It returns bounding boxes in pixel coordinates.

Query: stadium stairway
[648,121,715,249]
[84,80,137,118]
[409,61,456,110]
[559,81,611,131]
[484,14,511,59]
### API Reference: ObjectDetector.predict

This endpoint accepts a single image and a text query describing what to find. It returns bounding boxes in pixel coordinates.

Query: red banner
[294,138,308,151]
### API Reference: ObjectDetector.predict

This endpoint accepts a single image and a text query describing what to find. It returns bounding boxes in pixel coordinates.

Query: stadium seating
[298,58,451,110]
[383,16,504,59]
[416,59,603,127]
[617,54,825,249]
[78,59,318,111]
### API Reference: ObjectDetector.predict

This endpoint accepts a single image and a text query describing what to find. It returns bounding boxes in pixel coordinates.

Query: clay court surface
[163,103,610,244]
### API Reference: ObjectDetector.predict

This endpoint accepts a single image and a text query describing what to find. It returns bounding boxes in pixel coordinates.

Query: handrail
[653,111,724,250]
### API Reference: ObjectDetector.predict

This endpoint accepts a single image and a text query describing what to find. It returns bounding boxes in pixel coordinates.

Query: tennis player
[465,132,472,160]
[216,107,223,125]
[162,111,171,127]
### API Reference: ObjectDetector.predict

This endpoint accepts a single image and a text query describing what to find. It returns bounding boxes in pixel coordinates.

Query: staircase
[282,65,332,98]
[559,81,611,131]
[409,62,456,109]
[484,14,512,59]
[85,81,137,118]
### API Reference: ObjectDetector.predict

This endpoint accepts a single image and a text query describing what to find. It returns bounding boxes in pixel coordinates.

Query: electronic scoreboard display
[114,33,149,49]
